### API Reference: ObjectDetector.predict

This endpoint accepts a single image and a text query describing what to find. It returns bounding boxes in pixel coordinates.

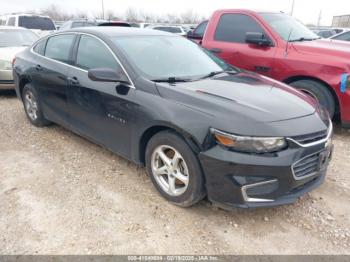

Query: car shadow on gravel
[0,90,16,97]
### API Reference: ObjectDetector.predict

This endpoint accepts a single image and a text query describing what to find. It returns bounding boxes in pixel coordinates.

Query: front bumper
[199,138,333,209]
[0,69,14,89]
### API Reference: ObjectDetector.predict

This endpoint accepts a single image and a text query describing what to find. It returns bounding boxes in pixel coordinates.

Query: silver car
[0,26,39,89]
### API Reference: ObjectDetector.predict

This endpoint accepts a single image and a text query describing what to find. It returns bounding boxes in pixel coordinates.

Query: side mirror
[187,30,194,38]
[88,68,130,84]
[245,32,272,47]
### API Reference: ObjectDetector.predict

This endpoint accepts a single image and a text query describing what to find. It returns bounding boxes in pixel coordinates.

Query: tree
[125,7,139,22]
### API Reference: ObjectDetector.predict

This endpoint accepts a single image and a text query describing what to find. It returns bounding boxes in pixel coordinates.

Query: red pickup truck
[188,9,350,127]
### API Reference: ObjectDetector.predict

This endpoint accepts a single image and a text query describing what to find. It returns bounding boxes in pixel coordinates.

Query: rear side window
[33,39,46,55]
[84,22,95,27]
[7,17,16,26]
[214,14,264,43]
[19,16,55,30]
[71,22,84,28]
[76,35,119,70]
[334,32,350,41]
[154,27,182,33]
[45,34,75,63]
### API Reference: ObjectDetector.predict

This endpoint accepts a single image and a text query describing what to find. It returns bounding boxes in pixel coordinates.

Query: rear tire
[289,80,335,118]
[145,130,206,207]
[22,84,51,127]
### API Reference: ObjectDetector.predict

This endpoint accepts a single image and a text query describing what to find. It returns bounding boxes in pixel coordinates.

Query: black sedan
[13,27,333,209]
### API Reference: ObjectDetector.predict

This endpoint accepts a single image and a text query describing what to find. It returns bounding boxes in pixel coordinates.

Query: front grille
[292,152,320,178]
[291,130,328,145]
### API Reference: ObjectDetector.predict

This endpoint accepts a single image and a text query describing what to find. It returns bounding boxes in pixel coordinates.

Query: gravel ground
[0,90,349,255]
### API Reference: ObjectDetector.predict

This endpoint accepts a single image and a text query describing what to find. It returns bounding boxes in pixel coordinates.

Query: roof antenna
[285,28,293,57]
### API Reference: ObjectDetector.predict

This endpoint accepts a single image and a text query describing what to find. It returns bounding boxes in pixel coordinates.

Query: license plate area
[318,145,333,171]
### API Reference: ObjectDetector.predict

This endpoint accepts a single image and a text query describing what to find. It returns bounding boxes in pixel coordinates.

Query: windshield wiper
[198,70,238,80]
[152,77,193,83]
[289,37,320,42]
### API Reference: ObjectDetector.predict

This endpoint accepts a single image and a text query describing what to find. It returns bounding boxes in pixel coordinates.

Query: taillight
[12,57,16,68]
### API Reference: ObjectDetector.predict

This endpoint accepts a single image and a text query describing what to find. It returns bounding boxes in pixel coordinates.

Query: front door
[66,34,135,158]
[205,13,277,77]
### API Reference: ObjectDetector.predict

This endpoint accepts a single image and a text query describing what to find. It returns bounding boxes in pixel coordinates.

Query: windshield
[114,36,229,79]
[19,16,55,30]
[0,29,39,47]
[261,13,319,41]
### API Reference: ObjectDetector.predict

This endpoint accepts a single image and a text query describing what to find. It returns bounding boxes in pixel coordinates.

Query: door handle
[67,76,80,85]
[209,48,222,54]
[35,64,42,71]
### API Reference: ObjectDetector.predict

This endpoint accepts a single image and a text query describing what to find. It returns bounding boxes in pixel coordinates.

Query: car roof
[214,9,283,15]
[65,26,176,37]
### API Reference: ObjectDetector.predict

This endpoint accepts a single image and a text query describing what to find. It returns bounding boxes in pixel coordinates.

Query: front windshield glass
[261,13,319,41]
[114,36,231,79]
[0,29,39,47]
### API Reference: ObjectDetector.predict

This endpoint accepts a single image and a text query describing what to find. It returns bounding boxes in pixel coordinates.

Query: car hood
[0,46,27,61]
[156,72,317,124]
[292,38,350,58]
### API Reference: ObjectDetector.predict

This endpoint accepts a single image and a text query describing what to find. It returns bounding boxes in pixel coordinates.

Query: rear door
[31,33,76,126]
[66,34,135,157]
[205,13,277,76]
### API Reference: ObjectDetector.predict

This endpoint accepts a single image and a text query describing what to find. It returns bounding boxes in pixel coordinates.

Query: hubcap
[151,145,189,196]
[24,91,38,121]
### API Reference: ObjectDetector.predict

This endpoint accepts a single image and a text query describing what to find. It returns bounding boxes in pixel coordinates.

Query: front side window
[76,35,119,70]
[215,14,265,43]
[45,34,75,63]
[114,36,228,79]
[261,13,319,42]
[0,29,39,47]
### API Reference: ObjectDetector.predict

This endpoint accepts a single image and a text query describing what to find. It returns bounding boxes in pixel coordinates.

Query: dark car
[13,27,333,209]
[311,28,337,38]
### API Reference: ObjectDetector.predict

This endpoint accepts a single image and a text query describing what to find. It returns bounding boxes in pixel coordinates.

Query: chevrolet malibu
[13,27,333,208]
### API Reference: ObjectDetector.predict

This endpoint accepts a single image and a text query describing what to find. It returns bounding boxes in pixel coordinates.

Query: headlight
[210,128,287,153]
[0,59,12,70]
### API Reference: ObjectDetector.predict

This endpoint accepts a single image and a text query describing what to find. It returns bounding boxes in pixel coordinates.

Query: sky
[1,0,350,26]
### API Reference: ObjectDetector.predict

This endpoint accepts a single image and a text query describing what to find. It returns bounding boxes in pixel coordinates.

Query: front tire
[289,80,336,118]
[22,84,51,127]
[145,131,206,207]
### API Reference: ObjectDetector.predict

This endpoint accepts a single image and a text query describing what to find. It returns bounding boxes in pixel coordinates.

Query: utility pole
[317,10,322,26]
[101,0,105,20]
[291,0,295,16]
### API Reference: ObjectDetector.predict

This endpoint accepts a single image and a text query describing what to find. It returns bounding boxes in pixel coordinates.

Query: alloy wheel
[24,90,39,121]
[151,145,190,196]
